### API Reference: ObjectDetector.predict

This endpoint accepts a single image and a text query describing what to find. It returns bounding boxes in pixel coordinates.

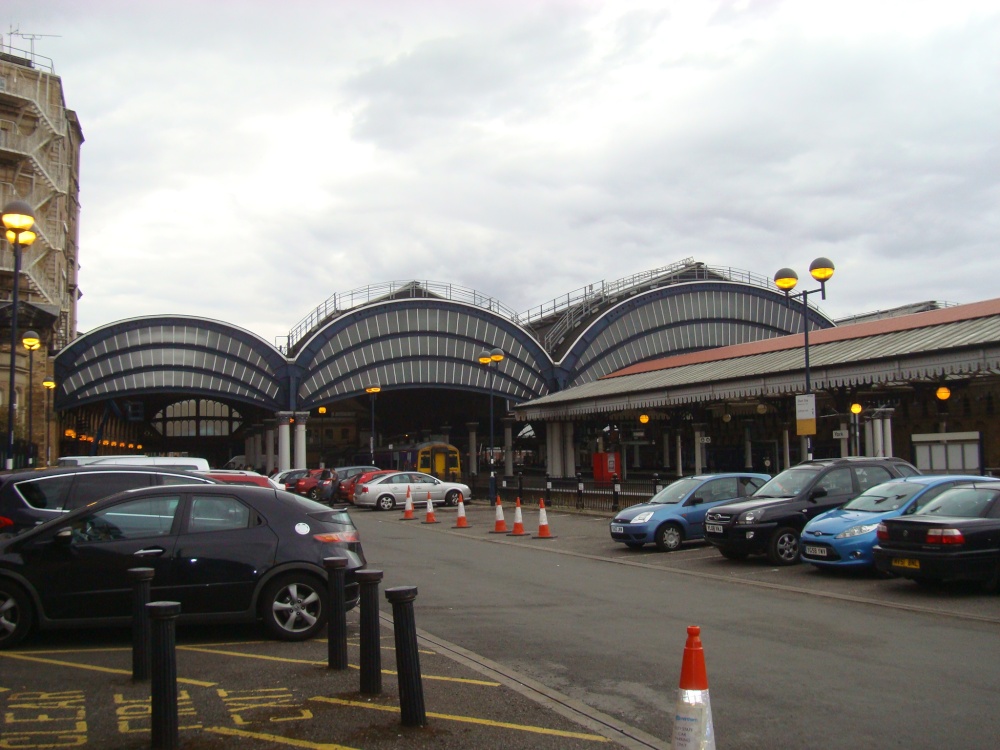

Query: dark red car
[294,469,336,501]
[339,469,394,503]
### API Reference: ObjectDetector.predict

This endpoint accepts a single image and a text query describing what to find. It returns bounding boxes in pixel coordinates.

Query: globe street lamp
[3,200,37,470]
[42,376,56,466]
[22,330,40,466]
[774,257,834,461]
[365,385,380,464]
[477,347,504,503]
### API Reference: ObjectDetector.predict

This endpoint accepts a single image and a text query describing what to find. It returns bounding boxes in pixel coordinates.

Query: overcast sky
[6,1,999,349]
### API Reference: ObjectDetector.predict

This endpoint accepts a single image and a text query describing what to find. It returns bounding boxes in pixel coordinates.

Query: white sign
[832,429,849,439]
[795,394,817,436]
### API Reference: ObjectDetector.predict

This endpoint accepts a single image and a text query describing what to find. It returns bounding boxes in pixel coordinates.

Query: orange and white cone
[507,497,529,536]
[401,486,416,520]
[452,493,470,528]
[489,496,509,534]
[532,498,556,539]
[421,495,439,524]
[670,625,715,750]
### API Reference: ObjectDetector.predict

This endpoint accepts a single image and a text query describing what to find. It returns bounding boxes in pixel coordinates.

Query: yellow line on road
[0,653,216,687]
[310,696,609,742]
[204,726,358,749]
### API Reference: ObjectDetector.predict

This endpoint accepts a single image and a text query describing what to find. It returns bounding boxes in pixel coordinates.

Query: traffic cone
[421,494,439,524]
[670,625,715,750]
[489,496,509,534]
[532,498,556,539]
[507,497,529,536]
[452,493,471,528]
[401,486,416,520]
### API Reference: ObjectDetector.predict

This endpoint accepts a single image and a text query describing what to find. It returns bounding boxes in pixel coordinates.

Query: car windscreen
[916,487,1000,517]
[649,478,703,504]
[753,467,821,498]
[840,482,922,512]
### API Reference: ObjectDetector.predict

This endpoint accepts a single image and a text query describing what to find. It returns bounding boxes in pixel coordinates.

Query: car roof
[0,465,210,486]
[879,474,997,486]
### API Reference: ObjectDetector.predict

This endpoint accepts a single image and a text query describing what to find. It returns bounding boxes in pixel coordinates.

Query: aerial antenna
[6,25,61,61]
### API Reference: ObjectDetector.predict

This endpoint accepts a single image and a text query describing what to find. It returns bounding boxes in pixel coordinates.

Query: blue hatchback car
[800,474,999,569]
[609,473,769,551]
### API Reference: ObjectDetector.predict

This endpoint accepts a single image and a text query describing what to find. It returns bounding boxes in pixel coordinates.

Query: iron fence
[470,472,674,514]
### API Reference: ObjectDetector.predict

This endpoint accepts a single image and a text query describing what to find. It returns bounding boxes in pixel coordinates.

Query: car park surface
[609,472,769,550]
[355,471,472,510]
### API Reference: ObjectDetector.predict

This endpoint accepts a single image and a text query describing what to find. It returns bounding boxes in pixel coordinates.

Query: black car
[704,457,920,565]
[873,483,1000,591]
[0,466,217,535]
[0,484,366,649]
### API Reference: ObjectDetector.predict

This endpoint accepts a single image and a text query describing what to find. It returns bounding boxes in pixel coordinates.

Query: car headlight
[835,523,880,539]
[737,509,765,525]
[631,512,654,524]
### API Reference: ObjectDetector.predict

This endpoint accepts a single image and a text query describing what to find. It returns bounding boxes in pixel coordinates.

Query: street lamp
[42,376,55,466]
[22,330,40,466]
[365,385,380,464]
[774,257,834,461]
[477,346,504,504]
[3,200,37,470]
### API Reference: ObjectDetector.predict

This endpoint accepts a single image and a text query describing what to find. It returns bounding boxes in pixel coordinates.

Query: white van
[87,455,211,471]
[57,455,140,467]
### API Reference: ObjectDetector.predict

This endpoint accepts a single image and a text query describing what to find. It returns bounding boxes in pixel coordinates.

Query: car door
[683,477,739,537]
[407,473,437,503]
[168,492,278,614]
[20,493,182,621]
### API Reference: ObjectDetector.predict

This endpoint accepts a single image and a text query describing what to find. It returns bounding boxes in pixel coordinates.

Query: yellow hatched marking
[204,725,358,749]
[0,652,216,687]
[177,645,499,685]
[310,697,609,742]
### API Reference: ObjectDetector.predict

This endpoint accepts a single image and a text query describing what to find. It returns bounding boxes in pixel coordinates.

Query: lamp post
[3,200,37,471]
[477,347,504,504]
[43,376,55,466]
[317,405,327,466]
[365,385,380,464]
[22,330,40,466]
[774,257,834,462]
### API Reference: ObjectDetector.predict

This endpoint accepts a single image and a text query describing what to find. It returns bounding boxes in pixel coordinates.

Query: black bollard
[653,472,661,496]
[612,473,621,512]
[148,601,181,750]
[356,569,384,695]
[576,472,584,510]
[544,474,551,508]
[128,567,155,682]
[517,471,523,499]
[324,557,348,670]
[385,586,426,727]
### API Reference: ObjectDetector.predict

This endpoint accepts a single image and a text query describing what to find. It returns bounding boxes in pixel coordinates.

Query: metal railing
[472,472,674,514]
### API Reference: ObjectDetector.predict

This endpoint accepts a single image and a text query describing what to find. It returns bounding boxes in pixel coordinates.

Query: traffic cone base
[671,625,715,750]
[421,496,440,524]
[452,495,471,529]
[489,497,509,533]
[532,499,556,539]
[507,498,529,536]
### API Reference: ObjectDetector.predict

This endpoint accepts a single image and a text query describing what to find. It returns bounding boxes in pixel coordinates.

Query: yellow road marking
[310,697,609,742]
[15,646,132,655]
[0,653,216,687]
[177,645,499,686]
[204,725,358,749]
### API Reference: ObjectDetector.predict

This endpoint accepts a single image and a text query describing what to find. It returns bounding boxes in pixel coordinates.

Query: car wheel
[719,548,748,561]
[0,581,35,650]
[260,573,326,641]
[445,490,460,507]
[376,494,396,511]
[655,524,683,552]
[308,488,320,500]
[767,527,801,566]
[625,542,644,550]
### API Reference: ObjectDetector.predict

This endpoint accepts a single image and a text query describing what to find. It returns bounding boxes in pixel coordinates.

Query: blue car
[609,473,769,551]
[800,474,999,569]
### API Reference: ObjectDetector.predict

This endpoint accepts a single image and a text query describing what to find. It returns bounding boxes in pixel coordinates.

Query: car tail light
[0,516,12,529]
[926,528,964,545]
[314,531,359,543]
[876,523,888,540]
[359,485,368,494]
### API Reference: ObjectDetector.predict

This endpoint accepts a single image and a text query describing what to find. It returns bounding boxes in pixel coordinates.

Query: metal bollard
[517,471,523,499]
[653,472,662,496]
[147,601,181,750]
[385,586,426,727]
[576,472,584,510]
[357,569,384,695]
[612,473,621,512]
[544,474,552,508]
[128,567,154,682]
[324,557,348,670]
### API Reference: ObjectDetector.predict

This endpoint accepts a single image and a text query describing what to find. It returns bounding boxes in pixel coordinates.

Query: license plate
[804,545,826,557]
[705,524,723,534]
[611,525,624,534]
[891,558,920,570]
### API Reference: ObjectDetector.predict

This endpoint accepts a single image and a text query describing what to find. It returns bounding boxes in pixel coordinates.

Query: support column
[548,421,564,478]
[675,432,683,477]
[294,412,309,469]
[782,426,791,470]
[503,418,515,477]
[244,435,253,469]
[864,419,874,457]
[662,426,671,472]
[693,424,704,475]
[264,419,276,474]
[743,422,753,469]
[253,429,263,471]
[562,421,576,478]
[466,422,478,477]
[871,418,884,458]
[882,410,894,457]
[277,412,292,472]
[839,420,849,457]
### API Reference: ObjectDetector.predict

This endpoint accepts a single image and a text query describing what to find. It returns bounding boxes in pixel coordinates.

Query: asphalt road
[351,502,1000,750]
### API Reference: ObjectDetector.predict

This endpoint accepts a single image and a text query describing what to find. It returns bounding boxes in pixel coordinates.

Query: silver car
[354,471,472,511]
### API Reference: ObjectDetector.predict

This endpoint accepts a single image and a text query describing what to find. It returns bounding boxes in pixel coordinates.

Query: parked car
[0,466,216,536]
[198,469,277,488]
[0,483,367,649]
[273,468,310,493]
[294,469,337,501]
[801,475,997,570]
[340,469,394,503]
[873,483,1000,591]
[609,473,769,551]
[355,471,472,511]
[704,457,920,565]
[328,466,379,502]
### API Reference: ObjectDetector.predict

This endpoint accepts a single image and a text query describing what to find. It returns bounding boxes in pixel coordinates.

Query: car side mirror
[54,527,74,545]
[809,487,828,501]
[689,495,703,505]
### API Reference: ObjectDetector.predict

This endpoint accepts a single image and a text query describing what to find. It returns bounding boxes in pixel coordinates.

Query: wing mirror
[809,487,828,501]
[54,527,74,545]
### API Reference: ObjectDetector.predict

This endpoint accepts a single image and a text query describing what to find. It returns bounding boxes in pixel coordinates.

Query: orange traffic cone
[401,486,416,520]
[507,497,529,536]
[452,493,471,528]
[489,496,509,534]
[671,625,715,750]
[532,498,556,539]
[421,494,439,524]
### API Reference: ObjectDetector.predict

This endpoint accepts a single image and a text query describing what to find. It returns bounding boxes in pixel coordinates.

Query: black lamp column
[21,330,40,466]
[365,385,381,464]
[477,347,504,504]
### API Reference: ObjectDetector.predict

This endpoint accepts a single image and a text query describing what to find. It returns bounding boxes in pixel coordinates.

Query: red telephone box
[592,452,621,483]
